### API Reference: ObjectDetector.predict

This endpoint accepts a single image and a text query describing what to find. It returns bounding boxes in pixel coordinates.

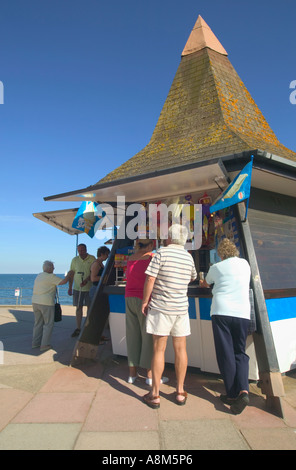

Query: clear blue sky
[0,0,295,273]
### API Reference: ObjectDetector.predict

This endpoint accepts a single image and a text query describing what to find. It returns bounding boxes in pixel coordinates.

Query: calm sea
[0,274,72,306]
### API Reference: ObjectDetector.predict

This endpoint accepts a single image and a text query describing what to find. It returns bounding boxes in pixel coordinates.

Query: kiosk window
[248,209,296,290]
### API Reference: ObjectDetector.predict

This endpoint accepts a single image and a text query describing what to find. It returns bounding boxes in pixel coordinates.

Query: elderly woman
[200,238,251,415]
[125,239,156,384]
[32,261,70,351]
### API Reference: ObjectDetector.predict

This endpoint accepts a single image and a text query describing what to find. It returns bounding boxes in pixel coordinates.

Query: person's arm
[58,272,71,286]
[90,261,101,283]
[80,275,91,287]
[142,275,156,316]
[200,265,214,288]
[191,262,197,282]
[199,279,210,288]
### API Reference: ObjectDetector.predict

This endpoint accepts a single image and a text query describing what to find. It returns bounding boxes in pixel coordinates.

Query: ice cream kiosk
[37,15,296,418]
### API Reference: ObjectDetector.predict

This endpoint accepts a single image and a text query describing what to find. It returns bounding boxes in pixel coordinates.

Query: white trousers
[32,303,55,348]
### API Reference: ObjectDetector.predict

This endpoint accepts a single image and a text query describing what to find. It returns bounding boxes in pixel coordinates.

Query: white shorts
[146,308,191,337]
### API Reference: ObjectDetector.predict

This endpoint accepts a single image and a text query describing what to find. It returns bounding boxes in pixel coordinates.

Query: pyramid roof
[99,15,296,185]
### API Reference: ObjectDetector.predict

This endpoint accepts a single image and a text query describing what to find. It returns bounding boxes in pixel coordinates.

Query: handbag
[54,290,62,322]
[248,288,256,335]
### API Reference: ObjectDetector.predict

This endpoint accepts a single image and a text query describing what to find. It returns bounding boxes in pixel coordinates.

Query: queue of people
[32,227,251,415]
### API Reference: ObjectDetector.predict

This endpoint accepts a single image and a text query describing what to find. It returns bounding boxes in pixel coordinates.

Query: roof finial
[182,15,227,56]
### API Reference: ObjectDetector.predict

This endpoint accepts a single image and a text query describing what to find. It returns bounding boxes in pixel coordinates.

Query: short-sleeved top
[145,244,197,315]
[32,272,62,306]
[206,257,251,319]
[70,254,96,291]
[125,255,153,299]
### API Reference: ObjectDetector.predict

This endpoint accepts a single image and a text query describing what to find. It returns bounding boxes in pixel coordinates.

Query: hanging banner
[210,157,253,214]
[72,201,106,238]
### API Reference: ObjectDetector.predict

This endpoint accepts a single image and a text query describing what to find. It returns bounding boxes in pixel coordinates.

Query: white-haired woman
[32,261,70,351]
[200,238,251,415]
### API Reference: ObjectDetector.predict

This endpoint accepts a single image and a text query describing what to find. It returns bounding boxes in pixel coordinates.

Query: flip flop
[175,391,187,406]
[143,392,160,409]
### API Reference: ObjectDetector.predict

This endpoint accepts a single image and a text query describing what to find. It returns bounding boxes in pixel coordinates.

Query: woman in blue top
[200,238,251,415]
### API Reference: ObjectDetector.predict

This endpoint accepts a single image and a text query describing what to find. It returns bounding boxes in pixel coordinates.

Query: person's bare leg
[146,368,152,379]
[173,336,187,402]
[129,366,137,377]
[150,335,168,403]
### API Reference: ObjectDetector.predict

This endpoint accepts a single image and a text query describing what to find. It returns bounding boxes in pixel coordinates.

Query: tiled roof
[99,17,296,184]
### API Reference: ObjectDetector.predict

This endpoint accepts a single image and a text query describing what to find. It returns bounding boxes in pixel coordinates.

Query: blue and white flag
[72,201,106,238]
[210,157,253,214]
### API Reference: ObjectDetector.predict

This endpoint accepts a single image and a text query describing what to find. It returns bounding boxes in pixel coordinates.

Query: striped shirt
[145,244,197,315]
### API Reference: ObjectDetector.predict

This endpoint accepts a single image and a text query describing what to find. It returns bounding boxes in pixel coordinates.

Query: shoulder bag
[54,289,62,322]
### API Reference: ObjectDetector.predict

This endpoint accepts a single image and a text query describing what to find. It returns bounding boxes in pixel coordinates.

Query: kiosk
[36,15,296,417]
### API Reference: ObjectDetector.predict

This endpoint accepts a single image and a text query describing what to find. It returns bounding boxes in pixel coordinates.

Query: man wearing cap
[68,243,96,337]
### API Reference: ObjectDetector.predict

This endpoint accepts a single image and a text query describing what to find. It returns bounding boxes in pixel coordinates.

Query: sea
[0,274,72,306]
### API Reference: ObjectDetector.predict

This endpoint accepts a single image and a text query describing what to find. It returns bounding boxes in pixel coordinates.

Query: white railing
[0,287,71,305]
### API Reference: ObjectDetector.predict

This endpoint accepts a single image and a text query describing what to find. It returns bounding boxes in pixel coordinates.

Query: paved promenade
[0,305,295,451]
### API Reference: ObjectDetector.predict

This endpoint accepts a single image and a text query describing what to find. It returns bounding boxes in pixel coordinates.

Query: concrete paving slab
[0,389,33,431]
[75,431,160,450]
[40,366,103,393]
[157,385,229,421]
[0,363,58,392]
[281,401,296,428]
[282,372,296,412]
[0,305,77,366]
[84,381,159,432]
[241,427,296,450]
[160,419,250,450]
[0,306,296,450]
[229,396,286,429]
[11,392,95,423]
[0,423,82,450]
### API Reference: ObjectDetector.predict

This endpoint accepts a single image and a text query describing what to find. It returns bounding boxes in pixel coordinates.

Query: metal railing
[0,287,71,306]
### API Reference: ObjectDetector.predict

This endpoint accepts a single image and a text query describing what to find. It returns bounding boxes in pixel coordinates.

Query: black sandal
[143,392,160,409]
[175,391,187,406]
[230,392,249,415]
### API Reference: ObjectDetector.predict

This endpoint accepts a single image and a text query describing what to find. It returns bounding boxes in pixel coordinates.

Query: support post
[235,203,285,418]
[71,216,133,366]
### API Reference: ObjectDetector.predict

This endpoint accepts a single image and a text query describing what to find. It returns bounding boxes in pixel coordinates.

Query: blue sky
[0,0,295,273]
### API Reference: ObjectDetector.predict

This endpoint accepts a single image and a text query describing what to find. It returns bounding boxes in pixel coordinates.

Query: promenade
[0,305,295,451]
